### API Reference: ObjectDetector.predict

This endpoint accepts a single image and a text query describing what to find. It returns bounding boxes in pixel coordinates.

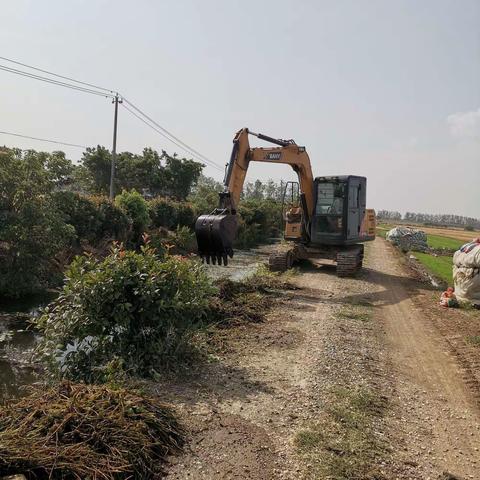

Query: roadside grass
[294,304,388,478]
[376,227,388,239]
[414,252,453,284]
[426,234,463,251]
[466,335,480,347]
[294,386,389,479]
[337,307,371,322]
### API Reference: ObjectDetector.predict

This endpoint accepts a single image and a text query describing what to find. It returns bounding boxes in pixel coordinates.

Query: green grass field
[375,226,388,239]
[426,234,464,251]
[414,252,453,284]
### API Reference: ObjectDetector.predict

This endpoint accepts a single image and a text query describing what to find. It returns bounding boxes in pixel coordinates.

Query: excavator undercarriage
[268,244,364,276]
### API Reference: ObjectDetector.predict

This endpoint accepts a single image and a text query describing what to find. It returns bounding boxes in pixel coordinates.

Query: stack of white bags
[453,239,480,305]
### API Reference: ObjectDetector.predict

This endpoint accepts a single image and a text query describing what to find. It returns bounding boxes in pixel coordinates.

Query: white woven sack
[453,242,480,303]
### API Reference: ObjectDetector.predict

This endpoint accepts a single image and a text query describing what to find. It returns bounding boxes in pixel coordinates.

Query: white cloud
[447,108,480,139]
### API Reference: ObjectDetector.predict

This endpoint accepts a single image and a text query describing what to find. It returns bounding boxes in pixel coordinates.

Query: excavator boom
[195,128,315,264]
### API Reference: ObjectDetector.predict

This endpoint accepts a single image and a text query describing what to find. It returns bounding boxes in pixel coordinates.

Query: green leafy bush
[90,196,130,241]
[51,191,103,243]
[148,197,176,228]
[115,189,150,244]
[169,226,196,252]
[52,192,130,244]
[36,245,216,381]
[148,197,194,230]
[235,199,282,248]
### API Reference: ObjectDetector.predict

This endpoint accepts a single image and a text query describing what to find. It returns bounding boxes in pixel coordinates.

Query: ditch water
[0,293,56,400]
[0,246,273,399]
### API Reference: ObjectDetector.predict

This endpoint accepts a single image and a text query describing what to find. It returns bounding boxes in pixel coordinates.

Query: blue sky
[1,0,479,217]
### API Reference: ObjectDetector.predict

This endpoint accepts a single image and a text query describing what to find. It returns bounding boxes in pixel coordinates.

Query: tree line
[377,210,479,229]
[0,145,286,298]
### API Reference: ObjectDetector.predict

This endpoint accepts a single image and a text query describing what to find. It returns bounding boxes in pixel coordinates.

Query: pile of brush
[0,381,183,479]
[211,267,299,325]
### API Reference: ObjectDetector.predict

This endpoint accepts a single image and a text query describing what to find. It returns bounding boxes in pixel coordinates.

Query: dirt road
[163,238,480,479]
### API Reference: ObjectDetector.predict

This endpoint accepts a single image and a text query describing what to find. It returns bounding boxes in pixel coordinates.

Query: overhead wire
[0,55,114,93]
[0,130,88,149]
[121,102,223,171]
[0,56,220,168]
[121,97,222,168]
[0,64,115,98]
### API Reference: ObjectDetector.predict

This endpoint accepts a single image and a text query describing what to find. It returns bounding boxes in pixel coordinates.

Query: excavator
[195,128,376,276]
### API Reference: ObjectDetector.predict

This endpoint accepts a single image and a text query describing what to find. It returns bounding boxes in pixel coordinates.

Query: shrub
[148,197,176,229]
[148,197,195,230]
[235,199,282,248]
[36,244,216,381]
[115,189,150,244]
[465,225,474,232]
[175,202,195,228]
[169,226,196,252]
[52,192,131,245]
[90,196,130,241]
[0,196,75,297]
[52,191,103,243]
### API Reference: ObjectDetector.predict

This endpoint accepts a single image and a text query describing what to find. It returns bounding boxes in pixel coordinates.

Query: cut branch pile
[210,270,299,325]
[0,381,183,479]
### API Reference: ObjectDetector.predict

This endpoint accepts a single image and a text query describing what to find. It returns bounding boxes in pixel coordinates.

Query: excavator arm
[195,128,315,265]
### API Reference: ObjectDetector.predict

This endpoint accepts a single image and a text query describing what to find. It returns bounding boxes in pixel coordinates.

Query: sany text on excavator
[195,128,376,276]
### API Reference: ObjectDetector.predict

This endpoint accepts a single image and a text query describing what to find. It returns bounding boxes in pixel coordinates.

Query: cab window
[316,182,344,215]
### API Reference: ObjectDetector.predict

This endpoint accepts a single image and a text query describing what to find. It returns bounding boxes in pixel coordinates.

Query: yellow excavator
[195,128,376,276]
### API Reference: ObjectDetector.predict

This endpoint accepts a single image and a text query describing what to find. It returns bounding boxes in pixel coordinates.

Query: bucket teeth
[195,212,238,267]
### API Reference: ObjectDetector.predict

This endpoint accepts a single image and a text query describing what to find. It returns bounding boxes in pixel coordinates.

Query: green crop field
[426,234,464,251]
[376,226,389,239]
[414,252,453,285]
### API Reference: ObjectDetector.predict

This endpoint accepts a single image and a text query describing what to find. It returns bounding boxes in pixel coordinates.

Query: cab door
[347,178,365,241]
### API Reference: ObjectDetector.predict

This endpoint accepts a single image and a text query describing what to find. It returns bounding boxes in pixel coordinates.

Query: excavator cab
[311,176,375,246]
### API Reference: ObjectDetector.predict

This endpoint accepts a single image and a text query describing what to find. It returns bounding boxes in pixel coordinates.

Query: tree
[0,148,75,297]
[80,146,203,199]
[80,146,112,195]
[188,174,223,214]
[159,151,203,200]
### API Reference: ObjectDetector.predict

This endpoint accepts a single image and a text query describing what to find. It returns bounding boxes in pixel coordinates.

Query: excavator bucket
[195,211,238,265]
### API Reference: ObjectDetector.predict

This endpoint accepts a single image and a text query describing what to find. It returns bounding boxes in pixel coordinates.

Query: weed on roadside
[294,386,389,480]
[466,335,480,347]
[337,306,372,322]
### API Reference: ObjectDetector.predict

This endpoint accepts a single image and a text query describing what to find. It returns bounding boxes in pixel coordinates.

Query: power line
[121,103,223,171]
[0,55,114,93]
[0,64,114,98]
[121,97,222,168]
[0,130,88,149]
[0,56,220,170]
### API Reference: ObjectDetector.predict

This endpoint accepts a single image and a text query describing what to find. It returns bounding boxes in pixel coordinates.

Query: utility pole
[109,93,122,200]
